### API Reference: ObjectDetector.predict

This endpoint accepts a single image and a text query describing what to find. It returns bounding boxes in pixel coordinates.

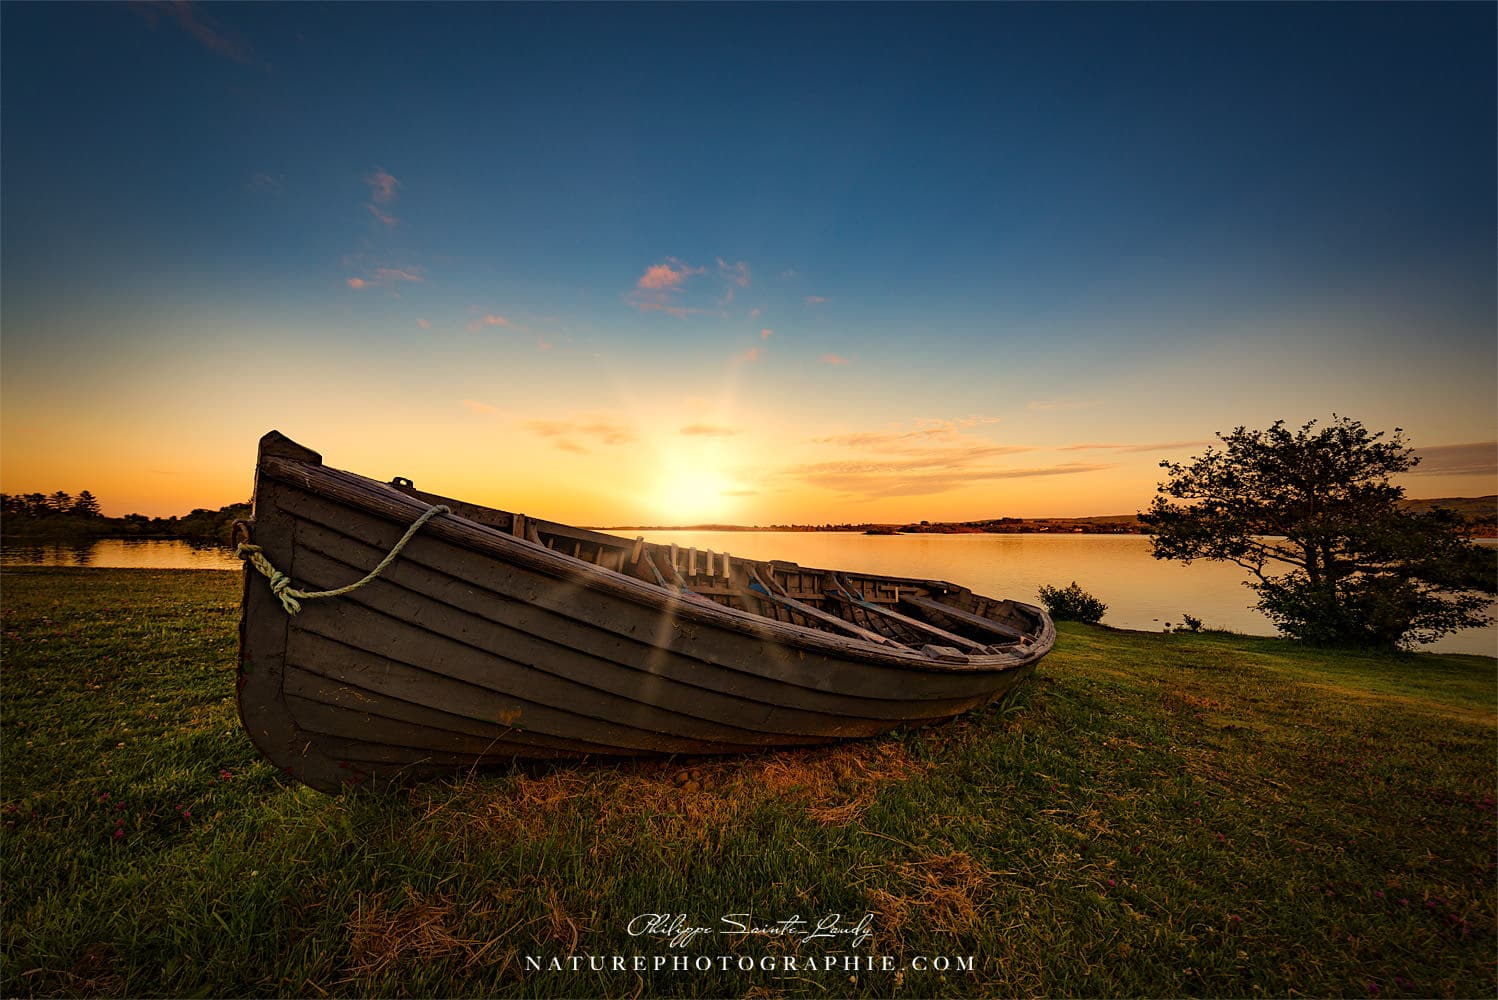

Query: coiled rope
[236,504,451,615]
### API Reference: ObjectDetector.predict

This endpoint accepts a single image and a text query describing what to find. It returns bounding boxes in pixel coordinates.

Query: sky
[2,2,1494,524]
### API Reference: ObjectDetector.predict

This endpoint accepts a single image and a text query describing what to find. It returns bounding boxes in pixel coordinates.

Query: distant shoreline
[590,496,1497,537]
[5,496,1493,543]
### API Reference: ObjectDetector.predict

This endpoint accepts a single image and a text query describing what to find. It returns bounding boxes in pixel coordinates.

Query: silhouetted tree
[1142,418,1496,649]
[71,491,103,518]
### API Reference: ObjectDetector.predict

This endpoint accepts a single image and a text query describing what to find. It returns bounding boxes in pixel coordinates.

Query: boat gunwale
[258,453,1056,674]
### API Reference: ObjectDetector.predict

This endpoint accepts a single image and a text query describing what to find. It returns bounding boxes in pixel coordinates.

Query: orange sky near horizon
[2,344,1493,525]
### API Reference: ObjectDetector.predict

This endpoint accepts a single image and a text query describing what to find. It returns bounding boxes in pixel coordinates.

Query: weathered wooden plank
[288,573,840,744]
[898,594,1029,642]
[825,587,990,653]
[279,506,1015,719]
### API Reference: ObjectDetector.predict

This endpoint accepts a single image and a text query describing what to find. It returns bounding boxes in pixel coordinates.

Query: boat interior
[385,477,1040,656]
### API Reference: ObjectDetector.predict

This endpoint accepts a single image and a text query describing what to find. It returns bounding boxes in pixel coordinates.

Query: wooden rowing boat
[235,431,1056,793]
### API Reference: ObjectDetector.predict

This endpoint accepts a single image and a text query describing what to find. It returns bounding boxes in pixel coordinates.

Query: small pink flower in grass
[1398,898,1409,907]
[1107,879,1116,887]
[113,827,124,839]
[115,802,125,811]
[1227,914,1242,924]
[1366,982,1380,995]
[1374,890,1384,899]
[219,769,233,780]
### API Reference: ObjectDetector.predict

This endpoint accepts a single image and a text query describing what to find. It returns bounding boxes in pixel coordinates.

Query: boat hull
[237,433,1054,793]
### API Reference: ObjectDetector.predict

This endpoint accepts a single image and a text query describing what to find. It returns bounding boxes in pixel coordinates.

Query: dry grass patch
[438,738,931,847]
[343,885,512,982]
[866,850,996,945]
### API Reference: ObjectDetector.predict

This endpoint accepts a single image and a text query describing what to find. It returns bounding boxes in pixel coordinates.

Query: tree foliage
[1141,417,1495,649]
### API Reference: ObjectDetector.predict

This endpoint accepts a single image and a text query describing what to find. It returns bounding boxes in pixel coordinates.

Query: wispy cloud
[247,172,281,194]
[1028,398,1104,412]
[417,318,431,330]
[813,416,1006,451]
[628,256,757,319]
[805,295,829,306]
[524,412,638,453]
[1410,441,1498,477]
[760,329,773,341]
[783,459,1110,500]
[136,2,263,68]
[364,168,401,226]
[717,258,751,287]
[466,313,510,331]
[782,415,1051,499]
[347,266,422,290]
[366,169,399,205]
[1058,439,1211,453]
[460,399,497,415]
[627,258,707,317]
[638,261,699,290]
[820,353,851,365]
[734,346,763,365]
[680,423,741,437]
[749,307,763,319]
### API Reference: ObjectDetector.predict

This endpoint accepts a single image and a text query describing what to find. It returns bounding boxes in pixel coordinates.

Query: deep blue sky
[2,3,1494,519]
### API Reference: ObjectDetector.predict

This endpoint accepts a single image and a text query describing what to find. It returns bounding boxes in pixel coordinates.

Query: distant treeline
[2,492,252,546]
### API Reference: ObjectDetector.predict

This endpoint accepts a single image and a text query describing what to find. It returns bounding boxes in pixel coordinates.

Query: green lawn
[2,567,1494,997]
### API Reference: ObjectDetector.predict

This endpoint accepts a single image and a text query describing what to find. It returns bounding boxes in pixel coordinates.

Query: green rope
[236,504,451,615]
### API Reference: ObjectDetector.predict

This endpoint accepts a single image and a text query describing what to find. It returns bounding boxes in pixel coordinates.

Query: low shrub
[1036,581,1107,624]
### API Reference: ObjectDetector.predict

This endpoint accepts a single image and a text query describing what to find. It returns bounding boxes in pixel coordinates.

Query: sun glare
[652,466,738,525]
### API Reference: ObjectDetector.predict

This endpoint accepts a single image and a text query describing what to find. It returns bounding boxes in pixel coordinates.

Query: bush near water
[3,567,1494,998]
[1037,581,1108,624]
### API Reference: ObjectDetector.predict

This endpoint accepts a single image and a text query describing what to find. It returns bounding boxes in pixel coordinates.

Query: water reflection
[3,532,1493,656]
[1,538,241,570]
[636,531,1498,658]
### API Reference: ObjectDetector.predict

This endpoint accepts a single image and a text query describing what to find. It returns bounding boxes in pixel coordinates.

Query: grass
[2,566,1494,998]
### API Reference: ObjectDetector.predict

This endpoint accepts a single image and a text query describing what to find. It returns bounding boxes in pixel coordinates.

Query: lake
[5,533,1494,656]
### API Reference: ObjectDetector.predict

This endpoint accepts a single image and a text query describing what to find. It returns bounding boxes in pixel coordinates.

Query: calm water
[6,533,1495,656]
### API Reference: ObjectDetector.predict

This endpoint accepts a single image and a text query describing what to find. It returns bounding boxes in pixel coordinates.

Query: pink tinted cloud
[368,204,398,226]
[805,295,829,305]
[820,353,851,365]
[734,346,763,365]
[717,258,751,287]
[637,261,700,290]
[137,3,262,68]
[416,318,431,330]
[629,258,709,316]
[749,307,762,319]
[346,278,369,289]
[375,267,423,283]
[760,329,773,340]
[461,399,497,415]
[466,314,511,332]
[366,169,400,204]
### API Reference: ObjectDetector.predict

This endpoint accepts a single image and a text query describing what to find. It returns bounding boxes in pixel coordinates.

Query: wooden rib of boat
[235,431,1056,793]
